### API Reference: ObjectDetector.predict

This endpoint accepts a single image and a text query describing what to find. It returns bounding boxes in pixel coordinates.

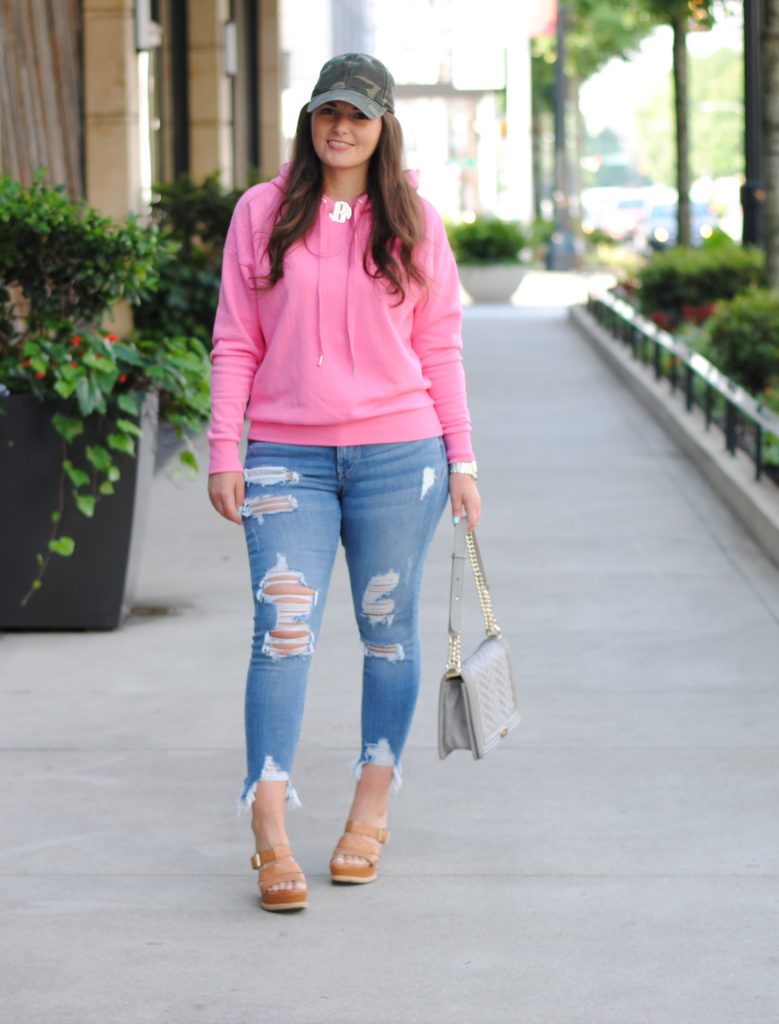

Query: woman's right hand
[208,471,245,524]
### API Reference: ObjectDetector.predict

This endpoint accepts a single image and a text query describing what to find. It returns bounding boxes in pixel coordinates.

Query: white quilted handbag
[438,520,520,759]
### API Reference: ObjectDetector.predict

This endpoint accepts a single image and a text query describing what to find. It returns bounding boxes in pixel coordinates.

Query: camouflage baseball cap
[307,53,395,119]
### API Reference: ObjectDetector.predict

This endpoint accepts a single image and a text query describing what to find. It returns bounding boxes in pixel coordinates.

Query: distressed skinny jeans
[238,438,449,809]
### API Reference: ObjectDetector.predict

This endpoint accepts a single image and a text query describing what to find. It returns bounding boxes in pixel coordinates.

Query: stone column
[82,0,139,333]
[188,0,233,183]
[259,0,282,178]
[82,0,141,217]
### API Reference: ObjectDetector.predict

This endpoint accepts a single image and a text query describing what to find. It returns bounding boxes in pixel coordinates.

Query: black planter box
[0,393,158,630]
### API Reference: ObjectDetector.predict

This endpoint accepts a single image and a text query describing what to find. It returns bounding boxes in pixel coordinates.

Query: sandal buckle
[250,852,262,870]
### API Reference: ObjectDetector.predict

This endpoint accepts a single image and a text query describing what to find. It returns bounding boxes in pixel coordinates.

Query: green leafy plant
[0,174,162,327]
[132,331,211,467]
[637,244,765,326]
[446,216,528,265]
[583,226,619,248]
[529,217,555,260]
[705,289,779,395]
[129,174,246,463]
[0,172,209,601]
[700,227,741,251]
[133,172,250,344]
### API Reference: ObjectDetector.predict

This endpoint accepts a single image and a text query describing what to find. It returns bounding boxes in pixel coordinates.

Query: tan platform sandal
[251,845,308,911]
[329,819,389,884]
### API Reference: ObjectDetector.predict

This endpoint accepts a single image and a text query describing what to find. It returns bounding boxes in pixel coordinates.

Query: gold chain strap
[466,532,502,638]
[446,631,462,674]
[446,532,501,675]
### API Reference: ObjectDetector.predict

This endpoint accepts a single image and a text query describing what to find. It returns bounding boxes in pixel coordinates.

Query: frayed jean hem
[350,738,402,795]
[236,776,301,816]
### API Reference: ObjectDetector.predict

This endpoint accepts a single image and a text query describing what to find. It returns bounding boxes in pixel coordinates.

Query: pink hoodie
[208,166,474,474]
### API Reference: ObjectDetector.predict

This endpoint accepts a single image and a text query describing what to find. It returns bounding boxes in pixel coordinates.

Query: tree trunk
[531,110,545,219]
[765,0,779,285]
[569,75,584,225]
[671,15,691,246]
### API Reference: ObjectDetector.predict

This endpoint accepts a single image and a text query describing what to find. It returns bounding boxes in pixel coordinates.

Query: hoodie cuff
[442,430,474,463]
[208,440,244,475]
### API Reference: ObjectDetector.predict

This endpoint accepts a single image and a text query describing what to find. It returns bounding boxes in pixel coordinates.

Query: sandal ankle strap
[344,819,389,844]
[250,844,293,869]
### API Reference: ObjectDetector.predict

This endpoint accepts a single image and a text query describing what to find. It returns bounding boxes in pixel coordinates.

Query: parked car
[637,200,717,251]
[581,187,652,244]
[600,195,650,242]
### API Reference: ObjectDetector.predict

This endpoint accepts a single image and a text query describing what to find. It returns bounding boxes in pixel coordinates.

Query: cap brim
[307,89,386,119]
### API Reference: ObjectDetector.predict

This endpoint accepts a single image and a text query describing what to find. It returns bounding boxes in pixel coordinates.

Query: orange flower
[71,361,79,369]
[72,336,82,347]
[34,370,46,379]
[118,373,127,383]
[107,333,118,343]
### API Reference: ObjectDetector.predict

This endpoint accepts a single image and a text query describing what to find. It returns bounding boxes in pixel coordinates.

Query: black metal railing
[587,290,779,482]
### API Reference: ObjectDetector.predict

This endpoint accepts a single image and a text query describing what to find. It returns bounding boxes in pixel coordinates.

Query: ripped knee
[362,570,400,626]
[363,641,405,662]
[257,554,317,659]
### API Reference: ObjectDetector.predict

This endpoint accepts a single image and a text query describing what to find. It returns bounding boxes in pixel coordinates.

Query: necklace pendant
[329,200,352,224]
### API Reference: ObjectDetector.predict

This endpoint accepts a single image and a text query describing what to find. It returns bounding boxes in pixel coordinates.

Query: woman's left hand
[449,474,481,532]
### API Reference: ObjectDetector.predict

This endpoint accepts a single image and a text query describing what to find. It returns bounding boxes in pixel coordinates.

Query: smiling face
[310,101,383,191]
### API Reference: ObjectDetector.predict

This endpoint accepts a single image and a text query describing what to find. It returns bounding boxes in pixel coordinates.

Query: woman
[207,53,480,912]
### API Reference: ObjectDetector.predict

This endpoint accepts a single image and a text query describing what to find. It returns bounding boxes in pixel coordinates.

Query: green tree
[531,1,655,212]
[635,74,675,185]
[533,1,654,82]
[640,0,716,245]
[565,1,656,80]
[635,47,743,185]
[766,0,779,286]
[693,47,743,179]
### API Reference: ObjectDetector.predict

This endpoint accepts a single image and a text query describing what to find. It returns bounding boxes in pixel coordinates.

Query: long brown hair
[260,105,427,303]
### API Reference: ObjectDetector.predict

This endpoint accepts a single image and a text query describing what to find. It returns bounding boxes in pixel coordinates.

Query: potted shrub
[0,173,210,629]
[446,215,528,303]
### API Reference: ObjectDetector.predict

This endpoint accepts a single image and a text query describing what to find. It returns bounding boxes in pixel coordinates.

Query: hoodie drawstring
[316,197,328,367]
[317,194,363,373]
[346,218,359,374]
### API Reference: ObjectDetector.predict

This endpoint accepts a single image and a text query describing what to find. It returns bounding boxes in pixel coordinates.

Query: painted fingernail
[452,516,460,525]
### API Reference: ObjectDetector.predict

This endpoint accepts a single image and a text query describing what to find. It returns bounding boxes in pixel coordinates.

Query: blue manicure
[452,516,460,525]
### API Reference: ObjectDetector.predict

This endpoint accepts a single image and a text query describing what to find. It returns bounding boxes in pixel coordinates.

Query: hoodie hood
[259,163,422,371]
[269,163,292,193]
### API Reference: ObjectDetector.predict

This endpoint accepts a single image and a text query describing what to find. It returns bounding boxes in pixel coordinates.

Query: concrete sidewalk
[2,273,779,1024]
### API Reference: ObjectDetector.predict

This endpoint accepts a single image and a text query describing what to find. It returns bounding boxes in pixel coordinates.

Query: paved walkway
[2,272,779,1024]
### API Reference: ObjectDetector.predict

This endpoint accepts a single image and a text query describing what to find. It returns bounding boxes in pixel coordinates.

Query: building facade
[0,0,283,219]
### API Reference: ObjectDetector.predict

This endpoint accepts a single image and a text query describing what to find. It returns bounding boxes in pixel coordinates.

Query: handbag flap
[459,635,520,757]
